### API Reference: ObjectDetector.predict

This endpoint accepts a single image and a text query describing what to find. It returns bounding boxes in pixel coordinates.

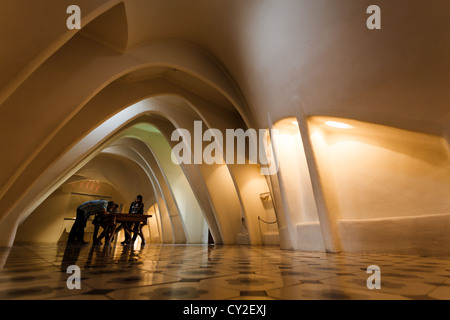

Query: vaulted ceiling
[2,0,449,134]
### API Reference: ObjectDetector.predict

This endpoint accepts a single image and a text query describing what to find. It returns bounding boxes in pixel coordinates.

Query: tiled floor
[0,243,449,300]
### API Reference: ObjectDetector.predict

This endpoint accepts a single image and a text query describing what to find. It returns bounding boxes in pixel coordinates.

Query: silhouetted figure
[122,195,145,245]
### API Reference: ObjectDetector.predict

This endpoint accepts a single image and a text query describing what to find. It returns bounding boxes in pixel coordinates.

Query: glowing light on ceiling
[325,121,354,129]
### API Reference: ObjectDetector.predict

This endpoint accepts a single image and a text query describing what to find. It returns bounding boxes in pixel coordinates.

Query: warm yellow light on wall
[325,121,354,129]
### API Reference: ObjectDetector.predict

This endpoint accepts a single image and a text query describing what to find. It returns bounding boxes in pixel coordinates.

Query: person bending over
[68,200,114,244]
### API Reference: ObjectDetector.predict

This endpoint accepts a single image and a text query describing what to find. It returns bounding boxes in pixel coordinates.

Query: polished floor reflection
[0,243,449,300]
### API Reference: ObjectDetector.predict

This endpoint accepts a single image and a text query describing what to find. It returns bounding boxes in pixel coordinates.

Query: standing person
[130,195,146,245]
[68,200,114,244]
[122,195,145,245]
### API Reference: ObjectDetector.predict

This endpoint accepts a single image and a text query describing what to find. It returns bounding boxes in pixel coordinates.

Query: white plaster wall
[338,213,450,255]
[15,180,126,243]
[15,188,70,244]
[272,118,325,251]
[296,222,326,252]
[309,117,450,254]
[309,117,450,220]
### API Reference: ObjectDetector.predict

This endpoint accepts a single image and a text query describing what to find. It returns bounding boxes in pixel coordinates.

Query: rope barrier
[257,216,278,224]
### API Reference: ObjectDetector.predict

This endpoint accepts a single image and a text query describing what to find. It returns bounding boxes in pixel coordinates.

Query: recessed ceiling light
[292,121,298,125]
[325,121,354,129]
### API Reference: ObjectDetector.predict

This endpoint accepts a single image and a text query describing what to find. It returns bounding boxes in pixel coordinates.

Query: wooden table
[99,213,152,245]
